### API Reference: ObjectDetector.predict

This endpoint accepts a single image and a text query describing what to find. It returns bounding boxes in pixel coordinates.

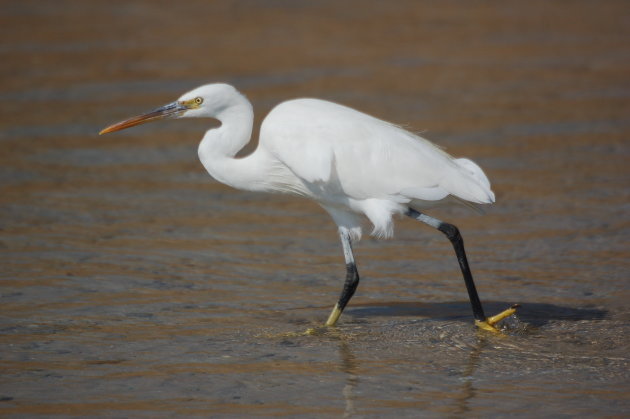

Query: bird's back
[259,98,494,207]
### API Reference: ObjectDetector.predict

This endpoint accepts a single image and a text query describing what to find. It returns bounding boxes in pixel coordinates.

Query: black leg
[405,207,487,322]
[338,263,360,312]
[325,229,360,326]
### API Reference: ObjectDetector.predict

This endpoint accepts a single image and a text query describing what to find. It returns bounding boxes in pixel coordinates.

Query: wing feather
[260,98,493,205]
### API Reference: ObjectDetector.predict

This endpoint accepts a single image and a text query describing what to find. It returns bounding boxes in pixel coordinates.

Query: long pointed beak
[99,101,188,135]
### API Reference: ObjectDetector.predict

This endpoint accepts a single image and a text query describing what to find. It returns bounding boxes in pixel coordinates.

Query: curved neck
[197,98,269,192]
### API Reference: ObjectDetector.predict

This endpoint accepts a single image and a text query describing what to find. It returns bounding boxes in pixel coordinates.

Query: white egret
[100,83,517,331]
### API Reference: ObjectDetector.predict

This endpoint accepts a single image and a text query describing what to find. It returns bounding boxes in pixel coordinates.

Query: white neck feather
[197,96,270,192]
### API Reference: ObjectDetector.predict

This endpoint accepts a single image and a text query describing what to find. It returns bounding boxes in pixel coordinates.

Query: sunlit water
[1,1,628,417]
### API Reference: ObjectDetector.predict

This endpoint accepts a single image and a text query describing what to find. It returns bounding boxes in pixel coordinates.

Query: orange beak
[99,101,188,135]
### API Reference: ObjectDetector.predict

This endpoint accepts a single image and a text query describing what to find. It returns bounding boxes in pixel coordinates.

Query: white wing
[260,98,494,205]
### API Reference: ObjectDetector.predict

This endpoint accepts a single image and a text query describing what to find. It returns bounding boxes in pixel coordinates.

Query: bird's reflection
[338,338,359,418]
[326,333,359,418]
[333,325,493,417]
[451,333,489,415]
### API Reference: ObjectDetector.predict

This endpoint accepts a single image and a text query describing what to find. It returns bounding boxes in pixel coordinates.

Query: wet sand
[1,1,629,417]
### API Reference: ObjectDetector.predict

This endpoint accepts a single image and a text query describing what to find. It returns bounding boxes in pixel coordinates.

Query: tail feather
[447,158,495,204]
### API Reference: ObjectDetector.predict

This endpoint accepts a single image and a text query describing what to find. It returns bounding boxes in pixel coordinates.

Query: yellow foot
[303,326,330,336]
[475,304,520,332]
[270,304,343,338]
[324,303,342,327]
[263,326,329,339]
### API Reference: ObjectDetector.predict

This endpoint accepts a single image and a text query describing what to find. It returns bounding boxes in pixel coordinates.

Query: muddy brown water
[1,1,629,417]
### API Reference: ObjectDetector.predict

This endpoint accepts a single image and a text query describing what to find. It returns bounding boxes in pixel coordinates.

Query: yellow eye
[194,97,203,105]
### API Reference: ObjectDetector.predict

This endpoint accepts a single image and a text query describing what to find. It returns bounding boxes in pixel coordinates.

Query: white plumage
[187,84,494,240]
[100,82,517,331]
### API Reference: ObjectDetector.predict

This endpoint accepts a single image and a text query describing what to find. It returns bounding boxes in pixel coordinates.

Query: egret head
[99,83,245,135]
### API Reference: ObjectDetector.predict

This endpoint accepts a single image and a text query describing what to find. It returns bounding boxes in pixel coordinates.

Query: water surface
[1,1,628,417]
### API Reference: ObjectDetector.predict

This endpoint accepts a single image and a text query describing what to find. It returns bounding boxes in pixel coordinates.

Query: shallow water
[1,1,629,417]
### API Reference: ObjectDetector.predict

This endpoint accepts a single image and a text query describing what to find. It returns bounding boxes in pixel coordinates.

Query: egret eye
[194,97,203,105]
